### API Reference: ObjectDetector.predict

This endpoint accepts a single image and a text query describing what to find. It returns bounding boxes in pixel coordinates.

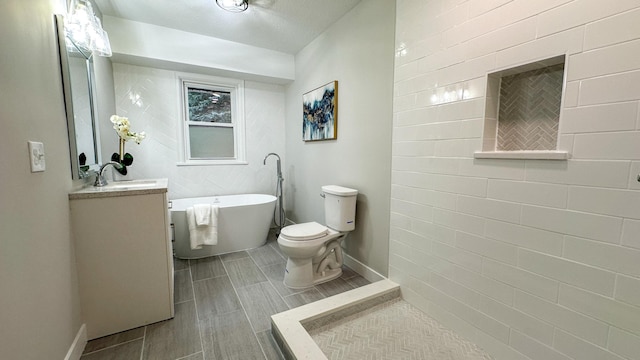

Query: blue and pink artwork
[302,81,337,141]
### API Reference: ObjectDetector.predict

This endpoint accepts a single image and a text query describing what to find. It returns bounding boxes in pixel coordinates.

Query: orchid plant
[110,115,145,175]
[110,115,146,144]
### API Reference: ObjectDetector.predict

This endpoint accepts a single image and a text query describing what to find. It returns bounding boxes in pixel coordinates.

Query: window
[178,74,246,165]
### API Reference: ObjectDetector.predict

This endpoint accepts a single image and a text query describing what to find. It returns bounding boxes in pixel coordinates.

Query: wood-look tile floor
[80,231,370,360]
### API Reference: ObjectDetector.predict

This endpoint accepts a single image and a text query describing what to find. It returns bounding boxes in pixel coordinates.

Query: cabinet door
[71,192,173,339]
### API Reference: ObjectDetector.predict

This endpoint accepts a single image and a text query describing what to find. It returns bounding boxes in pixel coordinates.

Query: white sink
[103,179,158,189]
[70,178,168,199]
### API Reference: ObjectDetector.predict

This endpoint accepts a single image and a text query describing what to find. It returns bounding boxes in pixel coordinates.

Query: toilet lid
[280,222,328,241]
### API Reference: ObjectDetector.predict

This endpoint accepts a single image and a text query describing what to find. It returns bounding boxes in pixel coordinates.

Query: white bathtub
[170,194,276,259]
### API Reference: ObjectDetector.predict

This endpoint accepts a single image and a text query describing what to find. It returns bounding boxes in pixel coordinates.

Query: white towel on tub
[193,204,211,226]
[186,205,219,249]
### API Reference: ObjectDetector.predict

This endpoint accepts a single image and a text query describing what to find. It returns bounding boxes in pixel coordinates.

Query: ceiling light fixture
[216,0,249,12]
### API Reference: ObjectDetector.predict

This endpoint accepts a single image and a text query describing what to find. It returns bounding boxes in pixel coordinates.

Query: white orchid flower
[110,114,145,144]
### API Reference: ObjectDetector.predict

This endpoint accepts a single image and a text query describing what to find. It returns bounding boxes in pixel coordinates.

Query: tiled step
[272,279,494,360]
[310,298,494,360]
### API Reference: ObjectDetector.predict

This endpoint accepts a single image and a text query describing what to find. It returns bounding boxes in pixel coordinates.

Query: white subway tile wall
[111,64,286,199]
[622,219,640,248]
[568,40,640,81]
[560,102,638,134]
[615,274,640,308]
[631,163,640,190]
[608,328,640,360]
[391,1,640,359]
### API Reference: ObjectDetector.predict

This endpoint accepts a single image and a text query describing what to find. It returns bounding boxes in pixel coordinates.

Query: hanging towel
[193,204,211,226]
[186,205,219,250]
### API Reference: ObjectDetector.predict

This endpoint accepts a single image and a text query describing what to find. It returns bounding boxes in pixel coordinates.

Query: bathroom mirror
[55,14,102,180]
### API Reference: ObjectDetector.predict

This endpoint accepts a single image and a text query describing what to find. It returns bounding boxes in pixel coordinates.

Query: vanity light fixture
[215,0,249,12]
[65,0,112,57]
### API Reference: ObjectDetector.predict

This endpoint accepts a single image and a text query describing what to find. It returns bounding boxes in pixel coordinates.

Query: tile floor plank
[200,310,265,360]
[220,250,249,262]
[193,276,241,319]
[315,277,355,297]
[224,257,267,288]
[174,269,194,304]
[256,330,285,360]
[346,274,371,288]
[269,241,287,259]
[190,256,226,281]
[142,301,201,360]
[82,327,145,354]
[236,281,289,332]
[339,266,359,280]
[283,288,325,309]
[174,258,190,271]
[178,352,204,360]
[260,262,299,297]
[80,338,143,360]
[248,245,286,267]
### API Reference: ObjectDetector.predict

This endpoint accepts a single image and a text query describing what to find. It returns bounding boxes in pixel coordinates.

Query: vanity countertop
[69,178,168,200]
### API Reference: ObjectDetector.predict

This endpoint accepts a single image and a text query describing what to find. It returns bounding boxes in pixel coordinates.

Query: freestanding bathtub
[170,194,277,259]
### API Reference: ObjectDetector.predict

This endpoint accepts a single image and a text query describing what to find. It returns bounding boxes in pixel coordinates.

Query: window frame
[177,73,246,166]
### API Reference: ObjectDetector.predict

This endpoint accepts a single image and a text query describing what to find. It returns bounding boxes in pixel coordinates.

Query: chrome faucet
[264,153,285,232]
[94,162,124,187]
[263,153,282,180]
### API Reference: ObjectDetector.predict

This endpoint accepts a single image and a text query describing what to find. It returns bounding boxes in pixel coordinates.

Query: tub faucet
[94,162,124,187]
[263,153,282,180]
[264,152,285,231]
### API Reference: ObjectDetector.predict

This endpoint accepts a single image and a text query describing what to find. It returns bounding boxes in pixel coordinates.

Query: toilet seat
[278,222,341,251]
[280,222,329,241]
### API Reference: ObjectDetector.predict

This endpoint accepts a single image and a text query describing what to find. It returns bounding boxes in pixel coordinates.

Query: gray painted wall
[284,0,396,276]
[0,0,85,358]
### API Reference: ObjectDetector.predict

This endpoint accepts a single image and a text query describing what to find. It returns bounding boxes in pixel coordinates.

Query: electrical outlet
[28,141,45,172]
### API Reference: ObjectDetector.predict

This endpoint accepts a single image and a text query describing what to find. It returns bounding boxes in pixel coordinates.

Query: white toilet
[277,185,358,289]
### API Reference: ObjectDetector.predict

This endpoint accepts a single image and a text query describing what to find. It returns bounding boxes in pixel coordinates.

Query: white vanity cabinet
[69,179,174,340]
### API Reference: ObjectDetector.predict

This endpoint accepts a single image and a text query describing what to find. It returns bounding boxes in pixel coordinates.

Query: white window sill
[474,151,569,160]
[177,160,248,166]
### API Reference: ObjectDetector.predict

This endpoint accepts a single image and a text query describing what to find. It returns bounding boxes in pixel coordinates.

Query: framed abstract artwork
[302,81,338,141]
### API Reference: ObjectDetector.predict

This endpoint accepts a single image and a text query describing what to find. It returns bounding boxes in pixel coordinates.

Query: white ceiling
[93,0,363,54]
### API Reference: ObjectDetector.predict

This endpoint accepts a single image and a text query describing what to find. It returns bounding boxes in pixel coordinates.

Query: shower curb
[270,279,400,360]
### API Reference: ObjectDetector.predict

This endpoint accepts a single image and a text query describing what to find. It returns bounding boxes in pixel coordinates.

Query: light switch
[28,141,45,172]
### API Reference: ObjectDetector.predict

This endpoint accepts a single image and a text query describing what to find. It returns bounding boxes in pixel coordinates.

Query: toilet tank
[322,185,358,231]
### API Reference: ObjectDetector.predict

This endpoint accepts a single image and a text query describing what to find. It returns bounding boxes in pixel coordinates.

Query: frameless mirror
[55,14,102,180]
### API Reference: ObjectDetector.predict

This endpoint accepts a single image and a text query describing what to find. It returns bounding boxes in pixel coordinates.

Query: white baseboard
[343,254,385,283]
[64,324,87,360]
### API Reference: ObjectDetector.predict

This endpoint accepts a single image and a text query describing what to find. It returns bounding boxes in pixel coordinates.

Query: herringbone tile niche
[482,55,566,152]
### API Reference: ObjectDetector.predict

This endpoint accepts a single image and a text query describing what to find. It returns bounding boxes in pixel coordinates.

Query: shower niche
[475,55,569,160]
